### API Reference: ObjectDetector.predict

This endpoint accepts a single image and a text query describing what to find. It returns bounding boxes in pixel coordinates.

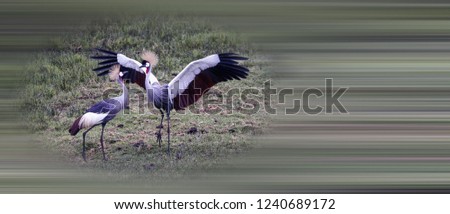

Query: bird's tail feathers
[69,116,82,136]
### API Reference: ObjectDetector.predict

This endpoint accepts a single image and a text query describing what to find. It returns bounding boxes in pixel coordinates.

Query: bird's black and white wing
[85,99,120,114]
[168,53,249,110]
[91,48,147,89]
[79,99,122,127]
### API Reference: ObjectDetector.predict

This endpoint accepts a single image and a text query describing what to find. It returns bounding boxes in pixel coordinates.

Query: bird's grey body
[144,64,174,152]
[69,69,128,161]
[146,83,171,111]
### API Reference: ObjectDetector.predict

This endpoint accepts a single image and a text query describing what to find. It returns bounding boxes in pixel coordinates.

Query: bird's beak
[139,65,145,68]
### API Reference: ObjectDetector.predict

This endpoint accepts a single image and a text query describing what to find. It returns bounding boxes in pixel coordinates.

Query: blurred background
[2,0,450,193]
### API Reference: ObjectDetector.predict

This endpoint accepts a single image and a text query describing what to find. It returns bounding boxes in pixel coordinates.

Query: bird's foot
[156,132,162,148]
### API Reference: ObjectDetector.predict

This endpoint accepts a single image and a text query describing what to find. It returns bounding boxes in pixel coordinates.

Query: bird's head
[139,60,151,74]
[139,50,158,74]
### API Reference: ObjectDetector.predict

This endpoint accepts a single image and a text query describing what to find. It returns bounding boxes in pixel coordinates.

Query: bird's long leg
[156,109,164,148]
[82,126,95,162]
[166,87,171,156]
[167,110,171,155]
[100,123,107,161]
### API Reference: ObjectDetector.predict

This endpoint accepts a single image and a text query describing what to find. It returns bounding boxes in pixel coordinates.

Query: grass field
[22,15,270,180]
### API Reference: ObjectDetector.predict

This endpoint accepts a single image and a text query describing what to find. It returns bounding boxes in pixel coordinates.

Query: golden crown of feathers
[140,50,159,67]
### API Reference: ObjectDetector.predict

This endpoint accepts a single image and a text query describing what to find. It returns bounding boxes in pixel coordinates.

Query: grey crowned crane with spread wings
[69,65,128,161]
[91,48,249,154]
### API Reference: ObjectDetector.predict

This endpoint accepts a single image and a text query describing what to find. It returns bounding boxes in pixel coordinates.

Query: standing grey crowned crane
[91,49,249,154]
[69,65,128,161]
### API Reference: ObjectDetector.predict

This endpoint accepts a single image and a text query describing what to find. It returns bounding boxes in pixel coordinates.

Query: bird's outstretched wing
[91,48,147,89]
[168,53,249,110]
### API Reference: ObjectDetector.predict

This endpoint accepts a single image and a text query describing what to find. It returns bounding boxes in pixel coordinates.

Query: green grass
[22,15,269,180]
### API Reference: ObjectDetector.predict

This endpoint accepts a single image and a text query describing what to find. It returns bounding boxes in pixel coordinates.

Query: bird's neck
[116,79,128,108]
[145,67,159,88]
[145,71,151,90]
